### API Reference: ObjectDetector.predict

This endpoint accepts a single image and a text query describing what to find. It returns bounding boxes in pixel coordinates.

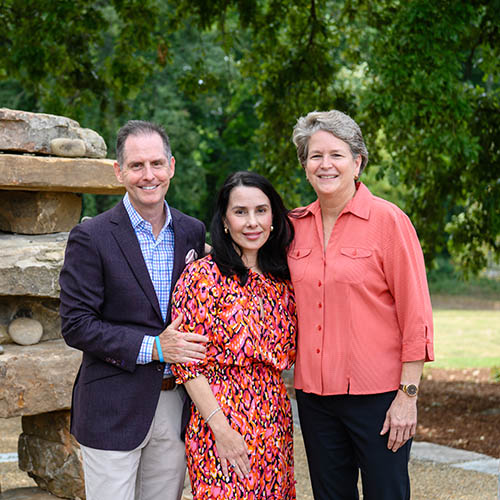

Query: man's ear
[113,162,123,183]
[168,156,175,179]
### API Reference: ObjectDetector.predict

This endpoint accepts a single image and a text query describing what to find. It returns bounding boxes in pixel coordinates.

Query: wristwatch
[399,383,418,397]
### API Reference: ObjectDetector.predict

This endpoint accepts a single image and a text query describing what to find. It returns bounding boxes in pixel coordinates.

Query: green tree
[176,0,500,274]
[0,0,161,120]
[346,0,500,275]
[1,0,498,274]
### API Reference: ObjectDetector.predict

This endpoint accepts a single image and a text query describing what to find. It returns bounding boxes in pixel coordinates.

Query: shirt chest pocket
[288,248,312,283]
[334,247,373,284]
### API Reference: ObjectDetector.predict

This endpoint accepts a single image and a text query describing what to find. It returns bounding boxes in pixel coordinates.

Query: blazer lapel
[110,202,163,322]
[171,209,189,286]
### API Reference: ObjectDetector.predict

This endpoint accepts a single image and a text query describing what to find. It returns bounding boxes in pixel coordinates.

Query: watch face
[406,384,418,396]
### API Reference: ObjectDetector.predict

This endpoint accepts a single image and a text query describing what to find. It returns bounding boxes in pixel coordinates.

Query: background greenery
[1,0,499,276]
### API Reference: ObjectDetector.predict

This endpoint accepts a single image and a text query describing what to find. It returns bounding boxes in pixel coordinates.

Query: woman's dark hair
[211,171,294,285]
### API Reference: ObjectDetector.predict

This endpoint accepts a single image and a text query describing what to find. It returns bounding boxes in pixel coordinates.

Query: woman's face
[223,185,273,265]
[304,130,361,201]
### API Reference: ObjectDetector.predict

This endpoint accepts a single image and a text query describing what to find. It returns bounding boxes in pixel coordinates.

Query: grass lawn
[430,309,500,370]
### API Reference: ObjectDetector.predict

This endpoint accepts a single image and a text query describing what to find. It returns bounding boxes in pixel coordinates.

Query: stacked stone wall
[0,108,124,499]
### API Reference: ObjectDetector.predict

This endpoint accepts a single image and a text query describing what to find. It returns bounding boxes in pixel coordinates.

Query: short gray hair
[292,110,369,175]
[116,120,172,168]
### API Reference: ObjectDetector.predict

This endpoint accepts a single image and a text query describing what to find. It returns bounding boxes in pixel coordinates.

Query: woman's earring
[270,225,274,232]
[224,226,229,234]
[354,174,359,181]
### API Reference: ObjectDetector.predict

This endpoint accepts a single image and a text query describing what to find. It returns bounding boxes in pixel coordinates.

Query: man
[59,120,207,500]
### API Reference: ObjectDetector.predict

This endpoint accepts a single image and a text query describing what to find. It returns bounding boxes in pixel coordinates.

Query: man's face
[113,132,175,217]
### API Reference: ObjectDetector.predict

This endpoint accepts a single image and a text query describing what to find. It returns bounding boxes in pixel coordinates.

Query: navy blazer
[59,201,205,450]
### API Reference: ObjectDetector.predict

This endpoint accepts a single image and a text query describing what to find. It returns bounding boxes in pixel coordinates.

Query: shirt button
[318,303,322,308]
[317,325,322,331]
[318,281,322,287]
[316,349,320,354]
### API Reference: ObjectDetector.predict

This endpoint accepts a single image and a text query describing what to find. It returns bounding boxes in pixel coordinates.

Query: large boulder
[18,411,85,500]
[0,340,81,418]
[0,191,81,234]
[0,232,68,298]
[0,108,106,158]
[0,154,124,195]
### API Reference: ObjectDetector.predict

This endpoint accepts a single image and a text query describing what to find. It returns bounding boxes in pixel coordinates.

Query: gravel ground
[2,417,498,499]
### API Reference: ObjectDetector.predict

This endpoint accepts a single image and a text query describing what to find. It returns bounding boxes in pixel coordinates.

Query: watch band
[399,383,418,397]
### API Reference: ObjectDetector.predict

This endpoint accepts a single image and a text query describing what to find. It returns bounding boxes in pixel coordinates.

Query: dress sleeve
[170,260,215,383]
[383,211,434,363]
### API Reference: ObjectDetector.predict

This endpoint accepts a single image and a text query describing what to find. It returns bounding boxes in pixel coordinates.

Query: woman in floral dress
[171,171,296,499]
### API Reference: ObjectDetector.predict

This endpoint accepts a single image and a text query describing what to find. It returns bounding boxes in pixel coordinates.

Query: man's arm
[59,223,144,372]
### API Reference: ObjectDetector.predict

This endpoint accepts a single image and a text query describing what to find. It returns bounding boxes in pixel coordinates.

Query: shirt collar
[342,182,371,220]
[123,192,172,231]
[291,182,372,221]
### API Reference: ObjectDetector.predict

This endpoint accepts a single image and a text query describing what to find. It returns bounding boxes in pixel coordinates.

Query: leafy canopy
[1,0,498,275]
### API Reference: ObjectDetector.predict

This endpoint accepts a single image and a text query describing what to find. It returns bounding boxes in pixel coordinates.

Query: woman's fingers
[220,457,229,478]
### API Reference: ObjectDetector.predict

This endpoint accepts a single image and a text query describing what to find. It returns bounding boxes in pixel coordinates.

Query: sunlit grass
[430,310,500,369]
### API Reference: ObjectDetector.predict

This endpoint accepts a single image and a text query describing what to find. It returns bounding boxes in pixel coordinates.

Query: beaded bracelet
[155,336,164,363]
[205,406,222,424]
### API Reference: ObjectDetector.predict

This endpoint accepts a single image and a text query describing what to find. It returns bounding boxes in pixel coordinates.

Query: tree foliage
[1,0,498,275]
[0,0,161,117]
[347,0,500,275]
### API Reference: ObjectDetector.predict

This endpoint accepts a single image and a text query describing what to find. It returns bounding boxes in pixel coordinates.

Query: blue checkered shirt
[123,193,175,376]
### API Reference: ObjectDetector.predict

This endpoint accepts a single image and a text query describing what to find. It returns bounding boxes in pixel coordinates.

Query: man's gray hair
[292,110,369,175]
[116,120,172,168]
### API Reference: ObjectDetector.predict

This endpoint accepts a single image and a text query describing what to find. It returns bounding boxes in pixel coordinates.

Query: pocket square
[185,248,198,264]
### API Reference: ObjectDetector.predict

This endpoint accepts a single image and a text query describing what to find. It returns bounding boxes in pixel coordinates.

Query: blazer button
[156,364,163,371]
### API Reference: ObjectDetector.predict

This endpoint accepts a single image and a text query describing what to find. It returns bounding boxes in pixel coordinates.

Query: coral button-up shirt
[288,182,434,396]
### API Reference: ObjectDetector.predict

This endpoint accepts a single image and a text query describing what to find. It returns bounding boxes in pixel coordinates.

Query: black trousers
[296,390,411,500]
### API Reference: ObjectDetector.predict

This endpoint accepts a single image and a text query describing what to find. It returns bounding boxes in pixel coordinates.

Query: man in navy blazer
[59,120,207,500]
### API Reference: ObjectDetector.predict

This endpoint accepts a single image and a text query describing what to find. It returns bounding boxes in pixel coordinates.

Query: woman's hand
[183,375,250,479]
[380,391,418,452]
[212,423,250,479]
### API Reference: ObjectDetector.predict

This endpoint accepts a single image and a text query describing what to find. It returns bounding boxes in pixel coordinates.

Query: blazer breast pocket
[334,247,373,284]
[288,248,312,283]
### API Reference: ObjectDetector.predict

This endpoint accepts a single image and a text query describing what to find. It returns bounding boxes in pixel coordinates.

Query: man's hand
[153,314,208,364]
[380,391,417,452]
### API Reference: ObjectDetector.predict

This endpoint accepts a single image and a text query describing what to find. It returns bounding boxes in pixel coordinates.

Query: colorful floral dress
[171,255,297,499]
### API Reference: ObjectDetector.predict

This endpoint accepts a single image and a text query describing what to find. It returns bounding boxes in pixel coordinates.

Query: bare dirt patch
[417,367,500,458]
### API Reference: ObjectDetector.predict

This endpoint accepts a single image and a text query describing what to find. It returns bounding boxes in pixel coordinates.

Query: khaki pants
[80,389,187,500]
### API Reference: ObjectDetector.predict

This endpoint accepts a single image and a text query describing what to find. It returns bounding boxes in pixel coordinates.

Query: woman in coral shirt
[288,110,434,500]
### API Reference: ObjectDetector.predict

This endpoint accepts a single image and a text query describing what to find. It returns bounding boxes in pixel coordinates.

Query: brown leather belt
[161,377,176,391]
